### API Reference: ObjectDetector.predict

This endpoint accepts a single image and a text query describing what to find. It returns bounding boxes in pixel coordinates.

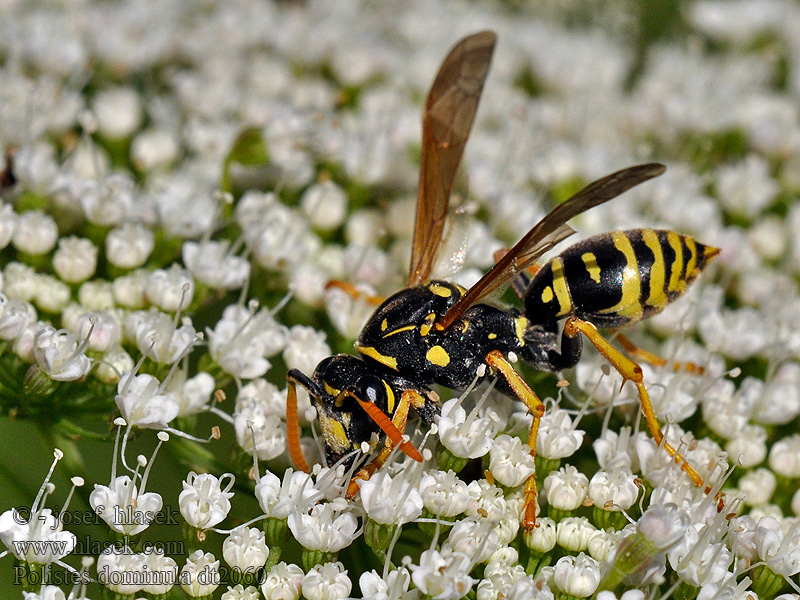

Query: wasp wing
[436,163,667,330]
[407,30,497,287]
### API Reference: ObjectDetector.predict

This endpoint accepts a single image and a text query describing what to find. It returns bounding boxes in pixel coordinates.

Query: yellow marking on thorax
[488,333,497,339]
[541,286,554,304]
[429,283,452,298]
[581,252,601,283]
[426,345,451,367]
[382,380,395,414]
[515,316,528,345]
[382,324,416,338]
[684,236,698,279]
[357,345,398,370]
[667,231,685,293]
[600,232,642,320]
[320,415,350,454]
[550,258,572,317]
[323,381,340,398]
[381,318,388,331]
[642,229,667,309]
[419,312,436,337]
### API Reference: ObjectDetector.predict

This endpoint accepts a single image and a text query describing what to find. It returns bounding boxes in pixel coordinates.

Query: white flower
[465,480,507,522]
[116,372,180,429]
[769,433,800,478]
[243,199,316,270]
[282,325,330,375]
[93,86,143,138]
[638,504,691,553]
[181,550,221,598]
[536,406,584,460]
[90,476,163,536]
[207,303,288,379]
[78,279,115,309]
[73,309,121,353]
[128,309,198,365]
[410,547,477,600]
[145,264,195,312]
[754,517,800,577]
[0,507,76,564]
[4,262,38,302]
[131,127,179,171]
[261,561,304,600]
[95,345,134,385]
[221,584,261,600]
[488,434,536,488]
[112,270,149,308]
[447,518,501,564]
[33,274,70,313]
[359,567,415,600]
[96,545,145,595]
[77,172,138,227]
[524,517,557,553]
[302,561,352,600]
[300,180,348,231]
[172,370,216,417]
[587,530,620,563]
[552,554,601,598]
[141,547,178,595]
[254,469,323,520]
[52,236,97,283]
[183,239,250,290]
[419,470,470,518]
[12,210,57,255]
[0,203,18,250]
[234,396,286,461]
[106,223,155,269]
[543,465,589,511]
[725,424,767,468]
[179,471,235,530]
[324,281,381,338]
[438,397,498,459]
[223,527,269,571]
[588,468,640,511]
[556,517,597,553]
[0,297,36,339]
[33,326,93,381]
[359,471,423,525]
[287,501,358,553]
[21,586,66,600]
[738,467,777,507]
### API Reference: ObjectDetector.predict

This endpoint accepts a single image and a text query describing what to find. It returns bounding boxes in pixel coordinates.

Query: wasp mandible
[286,31,719,530]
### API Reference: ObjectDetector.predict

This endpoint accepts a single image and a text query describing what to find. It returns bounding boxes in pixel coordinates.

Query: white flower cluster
[1,0,800,599]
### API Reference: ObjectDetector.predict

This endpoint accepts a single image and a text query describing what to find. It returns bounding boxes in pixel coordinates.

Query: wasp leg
[325,280,386,305]
[286,369,321,474]
[345,389,418,499]
[485,350,545,531]
[563,317,712,494]
[614,332,705,375]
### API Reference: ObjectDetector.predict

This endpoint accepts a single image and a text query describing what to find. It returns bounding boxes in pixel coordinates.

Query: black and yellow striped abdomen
[524,229,719,329]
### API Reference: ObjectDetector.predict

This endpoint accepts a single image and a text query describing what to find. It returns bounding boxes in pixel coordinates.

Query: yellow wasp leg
[286,375,311,474]
[486,350,545,531]
[345,390,417,499]
[564,317,712,494]
[325,280,386,305]
[614,332,705,375]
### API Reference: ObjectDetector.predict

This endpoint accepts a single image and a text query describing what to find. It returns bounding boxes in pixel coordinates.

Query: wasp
[285,31,719,529]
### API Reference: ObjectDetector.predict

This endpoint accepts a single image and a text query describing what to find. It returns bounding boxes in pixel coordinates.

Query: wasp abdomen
[524,228,719,329]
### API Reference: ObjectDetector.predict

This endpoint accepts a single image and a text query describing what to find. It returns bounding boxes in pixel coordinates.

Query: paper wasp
[285,31,719,529]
